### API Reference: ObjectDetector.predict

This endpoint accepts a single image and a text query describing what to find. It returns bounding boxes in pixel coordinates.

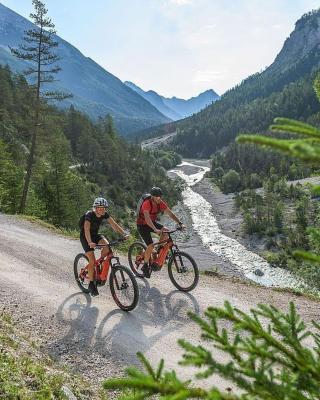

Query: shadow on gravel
[94,279,200,365]
[46,292,98,361]
[46,282,199,368]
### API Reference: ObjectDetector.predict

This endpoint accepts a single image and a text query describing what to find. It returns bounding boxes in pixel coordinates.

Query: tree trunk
[18,108,39,213]
[19,23,43,214]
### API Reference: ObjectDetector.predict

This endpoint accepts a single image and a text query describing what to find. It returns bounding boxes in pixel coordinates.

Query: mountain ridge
[124,80,219,120]
[0,2,170,135]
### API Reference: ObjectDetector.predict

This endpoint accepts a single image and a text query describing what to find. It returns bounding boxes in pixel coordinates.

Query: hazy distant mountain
[125,81,219,120]
[0,3,170,135]
[125,81,182,120]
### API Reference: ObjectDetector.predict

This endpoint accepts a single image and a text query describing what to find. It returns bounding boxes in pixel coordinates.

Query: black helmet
[150,186,162,197]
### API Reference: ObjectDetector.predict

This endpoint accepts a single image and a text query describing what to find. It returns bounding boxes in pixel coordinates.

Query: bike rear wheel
[74,253,90,293]
[168,251,199,292]
[128,241,146,278]
[109,264,139,311]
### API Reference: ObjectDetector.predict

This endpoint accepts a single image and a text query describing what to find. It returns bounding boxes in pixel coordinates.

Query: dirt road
[1,213,319,397]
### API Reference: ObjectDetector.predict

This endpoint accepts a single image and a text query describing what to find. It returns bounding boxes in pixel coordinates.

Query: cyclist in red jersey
[136,187,184,278]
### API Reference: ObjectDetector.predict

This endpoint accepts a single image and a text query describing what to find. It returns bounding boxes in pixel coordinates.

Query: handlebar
[162,225,183,235]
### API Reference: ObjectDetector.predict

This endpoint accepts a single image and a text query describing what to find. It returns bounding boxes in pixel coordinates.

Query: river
[169,161,304,290]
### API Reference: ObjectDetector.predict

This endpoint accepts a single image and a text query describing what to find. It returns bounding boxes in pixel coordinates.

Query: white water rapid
[170,161,304,290]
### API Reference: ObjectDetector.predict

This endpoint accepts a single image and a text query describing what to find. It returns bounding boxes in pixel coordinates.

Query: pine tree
[10,0,70,213]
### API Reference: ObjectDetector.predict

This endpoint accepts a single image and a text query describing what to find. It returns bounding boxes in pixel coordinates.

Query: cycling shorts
[80,233,106,253]
[137,221,163,246]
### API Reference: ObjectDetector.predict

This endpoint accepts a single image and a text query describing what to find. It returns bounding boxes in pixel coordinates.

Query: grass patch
[0,312,97,399]
[17,215,79,239]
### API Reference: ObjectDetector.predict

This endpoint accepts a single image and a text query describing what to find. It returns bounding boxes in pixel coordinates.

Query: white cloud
[193,70,225,83]
[168,0,193,5]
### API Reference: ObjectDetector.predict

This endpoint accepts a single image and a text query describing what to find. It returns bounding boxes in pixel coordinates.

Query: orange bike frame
[152,237,174,267]
[94,251,114,281]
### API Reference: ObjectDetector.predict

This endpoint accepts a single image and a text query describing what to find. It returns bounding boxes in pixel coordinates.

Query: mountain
[145,9,320,156]
[124,81,219,120]
[163,89,220,118]
[125,81,182,120]
[0,3,170,135]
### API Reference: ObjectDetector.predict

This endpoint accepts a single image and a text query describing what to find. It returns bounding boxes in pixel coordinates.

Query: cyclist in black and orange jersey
[136,187,184,278]
[79,197,129,296]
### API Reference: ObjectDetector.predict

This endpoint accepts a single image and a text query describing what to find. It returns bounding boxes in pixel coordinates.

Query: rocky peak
[273,9,320,67]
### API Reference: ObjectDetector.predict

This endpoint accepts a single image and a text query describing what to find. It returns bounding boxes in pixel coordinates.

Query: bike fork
[173,252,184,273]
[112,267,126,290]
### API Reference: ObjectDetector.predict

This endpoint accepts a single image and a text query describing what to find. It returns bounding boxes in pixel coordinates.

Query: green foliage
[210,142,311,193]
[104,301,320,399]
[238,117,320,164]
[0,140,23,213]
[0,66,181,230]
[237,72,320,284]
[221,169,240,193]
[10,0,70,213]
[0,311,94,400]
[152,149,182,170]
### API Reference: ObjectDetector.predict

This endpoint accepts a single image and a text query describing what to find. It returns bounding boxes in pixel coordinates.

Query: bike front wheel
[168,251,199,292]
[128,241,146,278]
[109,264,139,311]
[74,253,90,293]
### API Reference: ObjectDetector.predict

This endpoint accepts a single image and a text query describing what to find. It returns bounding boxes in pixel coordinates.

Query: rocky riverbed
[168,160,304,290]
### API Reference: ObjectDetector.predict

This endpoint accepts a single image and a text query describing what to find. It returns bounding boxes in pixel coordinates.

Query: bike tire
[109,264,139,311]
[74,253,90,293]
[168,251,199,292]
[128,241,147,278]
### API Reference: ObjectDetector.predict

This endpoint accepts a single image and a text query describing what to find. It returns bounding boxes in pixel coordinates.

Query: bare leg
[98,237,110,259]
[86,251,96,281]
[144,243,155,265]
[144,229,169,264]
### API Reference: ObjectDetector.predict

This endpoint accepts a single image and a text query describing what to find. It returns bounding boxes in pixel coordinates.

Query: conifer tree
[10,0,70,213]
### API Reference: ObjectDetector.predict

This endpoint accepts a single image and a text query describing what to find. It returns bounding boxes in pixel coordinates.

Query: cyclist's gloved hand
[122,233,130,240]
[89,242,96,248]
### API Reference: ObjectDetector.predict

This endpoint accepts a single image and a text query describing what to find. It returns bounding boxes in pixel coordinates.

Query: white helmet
[93,197,109,208]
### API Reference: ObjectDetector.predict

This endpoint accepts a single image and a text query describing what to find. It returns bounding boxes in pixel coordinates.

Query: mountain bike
[128,227,199,292]
[74,238,139,311]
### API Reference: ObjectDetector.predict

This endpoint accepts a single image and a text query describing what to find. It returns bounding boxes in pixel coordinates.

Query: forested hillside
[141,10,320,157]
[0,65,181,231]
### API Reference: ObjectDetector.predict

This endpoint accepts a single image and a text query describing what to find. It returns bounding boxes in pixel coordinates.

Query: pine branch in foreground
[103,302,320,399]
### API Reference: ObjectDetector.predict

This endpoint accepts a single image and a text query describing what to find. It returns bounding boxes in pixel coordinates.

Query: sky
[1,0,319,99]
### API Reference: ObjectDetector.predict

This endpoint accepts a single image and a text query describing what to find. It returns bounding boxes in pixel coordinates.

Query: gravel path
[1,213,320,397]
